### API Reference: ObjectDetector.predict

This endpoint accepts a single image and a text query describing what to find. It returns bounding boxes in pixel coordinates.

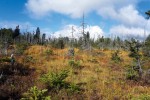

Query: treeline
[0,26,46,45]
[0,26,47,55]
[0,27,126,51]
[0,25,150,54]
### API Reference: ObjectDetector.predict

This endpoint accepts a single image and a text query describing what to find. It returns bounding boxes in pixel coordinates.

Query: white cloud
[109,25,150,40]
[25,0,150,39]
[98,5,146,27]
[25,0,137,18]
[52,24,104,39]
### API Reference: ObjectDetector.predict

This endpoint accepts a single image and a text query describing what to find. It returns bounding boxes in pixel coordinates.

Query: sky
[0,0,150,40]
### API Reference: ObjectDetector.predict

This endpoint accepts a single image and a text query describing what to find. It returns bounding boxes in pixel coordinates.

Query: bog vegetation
[0,10,150,100]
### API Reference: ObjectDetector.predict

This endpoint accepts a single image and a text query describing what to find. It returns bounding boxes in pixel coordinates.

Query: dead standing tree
[42,33,46,45]
[68,26,75,57]
[81,13,91,51]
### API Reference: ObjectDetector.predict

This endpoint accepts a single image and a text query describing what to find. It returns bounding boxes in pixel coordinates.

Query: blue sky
[0,0,150,39]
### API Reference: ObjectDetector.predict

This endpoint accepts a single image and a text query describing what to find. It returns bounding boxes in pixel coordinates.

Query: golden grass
[18,45,150,99]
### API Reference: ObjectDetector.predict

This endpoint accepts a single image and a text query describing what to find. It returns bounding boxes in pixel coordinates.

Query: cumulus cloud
[98,5,146,27]
[25,0,98,18]
[109,25,150,40]
[52,24,104,39]
[25,0,137,18]
[25,0,150,39]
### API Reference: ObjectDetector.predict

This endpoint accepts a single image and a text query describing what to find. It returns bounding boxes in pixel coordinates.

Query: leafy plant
[0,57,10,63]
[51,38,65,49]
[23,55,35,64]
[143,34,150,57]
[67,83,80,93]
[127,39,143,77]
[132,94,150,100]
[16,42,29,55]
[94,67,103,73]
[111,50,122,63]
[68,60,80,69]
[44,49,53,55]
[126,39,141,59]
[125,67,138,80]
[40,70,81,94]
[40,70,69,90]
[21,86,51,100]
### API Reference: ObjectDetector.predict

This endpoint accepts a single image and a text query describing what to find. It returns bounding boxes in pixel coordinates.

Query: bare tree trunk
[137,58,143,78]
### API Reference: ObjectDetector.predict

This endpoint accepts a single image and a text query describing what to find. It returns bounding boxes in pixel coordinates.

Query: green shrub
[132,94,150,100]
[51,39,65,49]
[138,94,150,100]
[68,60,80,69]
[44,49,53,55]
[87,58,98,63]
[23,55,35,64]
[0,57,10,62]
[16,43,29,55]
[40,70,81,94]
[94,68,103,73]
[125,67,138,80]
[21,86,51,100]
[67,83,80,93]
[40,70,69,90]
[111,50,122,63]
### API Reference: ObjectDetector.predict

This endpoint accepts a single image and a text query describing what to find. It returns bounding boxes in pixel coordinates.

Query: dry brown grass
[9,45,150,99]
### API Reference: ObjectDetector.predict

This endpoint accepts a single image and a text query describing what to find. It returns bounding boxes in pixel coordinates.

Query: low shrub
[23,55,35,64]
[132,94,150,100]
[44,49,53,55]
[111,50,122,63]
[67,83,80,94]
[0,57,10,63]
[40,70,81,94]
[125,67,139,80]
[16,43,29,55]
[21,86,51,100]
[68,60,80,69]
[40,70,69,90]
